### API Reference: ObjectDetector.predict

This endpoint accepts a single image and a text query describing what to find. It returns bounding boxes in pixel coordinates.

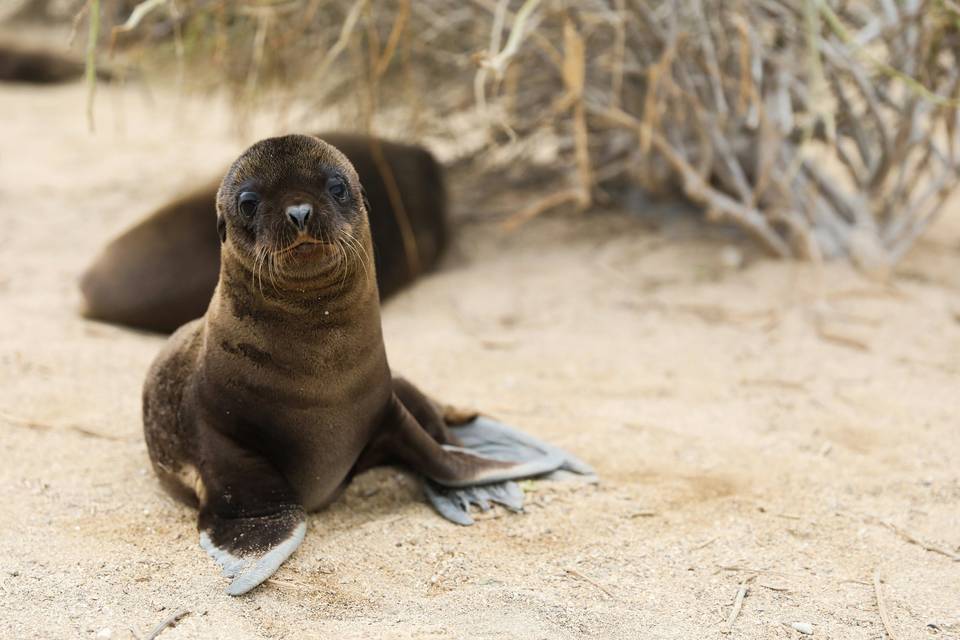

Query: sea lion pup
[142,135,593,596]
[80,133,447,333]
[0,42,110,84]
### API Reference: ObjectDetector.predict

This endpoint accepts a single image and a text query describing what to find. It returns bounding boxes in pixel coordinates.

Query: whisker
[342,235,365,284]
[268,250,281,293]
[345,231,372,284]
[254,245,267,297]
[267,216,291,294]
[333,232,349,293]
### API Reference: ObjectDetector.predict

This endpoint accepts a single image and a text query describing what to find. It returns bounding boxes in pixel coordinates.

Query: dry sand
[1,77,959,640]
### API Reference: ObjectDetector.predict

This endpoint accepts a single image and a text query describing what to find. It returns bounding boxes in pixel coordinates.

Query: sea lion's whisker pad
[142,134,595,596]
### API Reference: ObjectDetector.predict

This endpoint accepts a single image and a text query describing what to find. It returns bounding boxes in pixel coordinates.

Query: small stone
[790,622,813,635]
[95,628,113,639]
[720,245,744,270]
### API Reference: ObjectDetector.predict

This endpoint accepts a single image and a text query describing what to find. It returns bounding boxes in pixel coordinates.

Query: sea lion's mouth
[278,238,334,256]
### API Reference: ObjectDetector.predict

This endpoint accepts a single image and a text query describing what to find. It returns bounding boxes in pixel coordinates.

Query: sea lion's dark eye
[237,191,260,217]
[328,177,347,202]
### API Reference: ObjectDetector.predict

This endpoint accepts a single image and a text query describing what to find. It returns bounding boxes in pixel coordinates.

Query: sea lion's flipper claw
[423,483,477,525]
[198,508,306,596]
[424,480,524,526]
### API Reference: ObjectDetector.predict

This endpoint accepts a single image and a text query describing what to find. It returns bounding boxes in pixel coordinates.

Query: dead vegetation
[64,0,960,267]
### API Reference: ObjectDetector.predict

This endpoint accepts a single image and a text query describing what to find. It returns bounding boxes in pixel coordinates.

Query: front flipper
[199,508,306,596]
[424,416,597,525]
[195,428,307,596]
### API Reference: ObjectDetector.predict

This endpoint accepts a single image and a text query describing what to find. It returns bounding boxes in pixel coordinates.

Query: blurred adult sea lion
[79,133,448,333]
[0,42,110,84]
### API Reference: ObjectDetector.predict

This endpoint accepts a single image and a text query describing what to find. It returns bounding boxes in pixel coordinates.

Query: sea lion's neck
[196,245,391,425]
[204,247,382,346]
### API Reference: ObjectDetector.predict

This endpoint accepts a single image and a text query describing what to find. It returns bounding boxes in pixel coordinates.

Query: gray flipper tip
[543,468,600,484]
[199,522,307,596]
[424,479,526,525]
[451,417,596,479]
[423,482,476,525]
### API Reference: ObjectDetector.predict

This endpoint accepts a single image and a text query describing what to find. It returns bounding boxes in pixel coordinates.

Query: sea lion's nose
[286,203,312,230]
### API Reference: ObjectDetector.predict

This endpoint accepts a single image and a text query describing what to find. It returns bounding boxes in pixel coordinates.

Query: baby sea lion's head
[216,134,371,288]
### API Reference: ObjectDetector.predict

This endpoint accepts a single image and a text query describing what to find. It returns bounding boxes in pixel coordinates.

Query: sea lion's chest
[200,315,392,509]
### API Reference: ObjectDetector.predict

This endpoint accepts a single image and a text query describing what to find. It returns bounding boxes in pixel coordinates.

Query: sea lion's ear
[360,185,371,214]
[217,214,227,243]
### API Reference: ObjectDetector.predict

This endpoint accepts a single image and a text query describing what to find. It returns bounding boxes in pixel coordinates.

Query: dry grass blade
[474,0,542,109]
[109,0,167,50]
[882,521,960,562]
[813,315,871,352]
[84,0,99,132]
[563,16,592,211]
[0,410,128,441]
[373,0,409,77]
[501,189,582,232]
[315,0,368,80]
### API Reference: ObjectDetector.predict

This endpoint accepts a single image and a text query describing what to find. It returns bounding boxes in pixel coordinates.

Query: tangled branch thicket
[98,0,960,266]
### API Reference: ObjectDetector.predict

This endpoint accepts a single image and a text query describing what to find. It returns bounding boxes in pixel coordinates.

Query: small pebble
[95,628,113,639]
[790,621,813,635]
[720,245,744,270]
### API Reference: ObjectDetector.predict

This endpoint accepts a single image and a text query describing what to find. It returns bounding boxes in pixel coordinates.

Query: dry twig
[720,575,754,634]
[882,521,960,562]
[144,609,190,640]
[563,567,615,599]
[873,570,899,640]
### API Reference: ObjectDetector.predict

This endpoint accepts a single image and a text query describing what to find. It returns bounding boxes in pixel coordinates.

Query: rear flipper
[370,390,596,526]
[424,416,597,525]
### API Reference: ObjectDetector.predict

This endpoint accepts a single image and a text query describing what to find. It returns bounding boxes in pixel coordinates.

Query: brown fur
[81,133,447,333]
[143,136,508,574]
[0,42,110,84]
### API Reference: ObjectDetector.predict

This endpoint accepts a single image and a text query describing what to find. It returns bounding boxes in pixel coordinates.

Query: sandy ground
[1,73,959,640]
